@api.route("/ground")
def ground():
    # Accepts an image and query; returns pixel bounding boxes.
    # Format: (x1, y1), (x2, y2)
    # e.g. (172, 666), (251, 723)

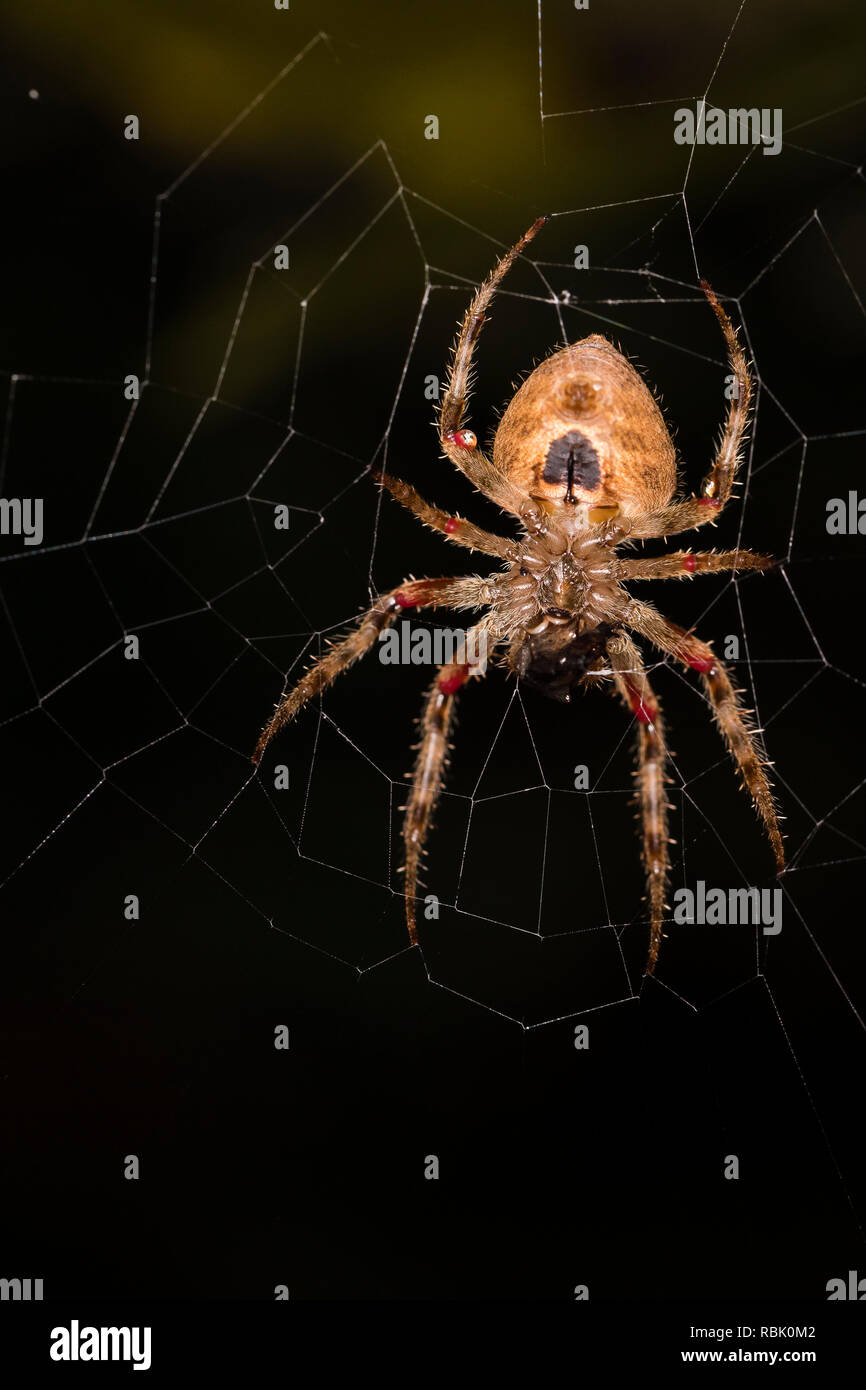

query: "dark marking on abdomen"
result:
(542, 430), (601, 497)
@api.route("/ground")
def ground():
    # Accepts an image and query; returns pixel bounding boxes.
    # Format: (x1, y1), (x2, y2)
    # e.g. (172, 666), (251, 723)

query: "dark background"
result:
(1, 0), (865, 1303)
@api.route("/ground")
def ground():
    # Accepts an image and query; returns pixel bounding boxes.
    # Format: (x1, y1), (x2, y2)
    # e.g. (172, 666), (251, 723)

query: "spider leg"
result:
(375, 470), (515, 560)
(438, 217), (549, 522)
(253, 576), (488, 763)
(623, 598), (785, 871)
(607, 631), (672, 974)
(402, 625), (489, 944)
(619, 548), (774, 581)
(629, 283), (753, 540)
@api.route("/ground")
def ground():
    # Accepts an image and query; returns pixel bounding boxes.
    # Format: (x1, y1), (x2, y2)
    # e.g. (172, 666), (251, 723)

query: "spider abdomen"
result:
(492, 335), (677, 519)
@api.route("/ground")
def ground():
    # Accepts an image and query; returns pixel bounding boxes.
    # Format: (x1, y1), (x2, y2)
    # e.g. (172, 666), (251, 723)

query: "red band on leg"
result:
(438, 664), (470, 694)
(687, 654), (715, 673)
(625, 680), (657, 726)
(394, 581), (440, 610)
(682, 554), (697, 572)
(677, 642), (715, 673)
(444, 430), (477, 450)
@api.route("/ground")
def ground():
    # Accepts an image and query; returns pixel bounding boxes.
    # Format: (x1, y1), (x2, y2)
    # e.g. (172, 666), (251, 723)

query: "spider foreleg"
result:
(438, 218), (549, 520)
(440, 216), (547, 441)
(607, 632), (672, 974)
(624, 599), (785, 871)
(628, 283), (753, 540)
(253, 577), (488, 764)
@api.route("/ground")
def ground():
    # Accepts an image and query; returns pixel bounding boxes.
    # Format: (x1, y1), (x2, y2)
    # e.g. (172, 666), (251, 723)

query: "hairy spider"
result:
(254, 217), (784, 973)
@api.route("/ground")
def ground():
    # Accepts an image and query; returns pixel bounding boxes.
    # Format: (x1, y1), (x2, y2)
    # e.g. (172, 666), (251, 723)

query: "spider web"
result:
(3, 3), (866, 1299)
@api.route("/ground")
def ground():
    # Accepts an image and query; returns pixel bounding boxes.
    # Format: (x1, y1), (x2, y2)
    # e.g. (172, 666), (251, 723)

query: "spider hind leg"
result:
(624, 599), (785, 873)
(607, 632), (673, 974)
(252, 575), (488, 765)
(402, 629), (488, 944)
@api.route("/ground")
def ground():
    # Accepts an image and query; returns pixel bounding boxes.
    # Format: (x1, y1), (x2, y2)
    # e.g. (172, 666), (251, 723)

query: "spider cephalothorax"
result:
(255, 218), (784, 973)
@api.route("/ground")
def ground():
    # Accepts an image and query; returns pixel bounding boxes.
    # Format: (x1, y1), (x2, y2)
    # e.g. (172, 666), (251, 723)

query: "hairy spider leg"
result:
(437, 217), (551, 524)
(619, 549), (774, 581)
(402, 625), (489, 944)
(252, 576), (488, 764)
(624, 598), (784, 871)
(629, 282), (753, 540)
(607, 632), (672, 974)
(374, 470), (514, 560)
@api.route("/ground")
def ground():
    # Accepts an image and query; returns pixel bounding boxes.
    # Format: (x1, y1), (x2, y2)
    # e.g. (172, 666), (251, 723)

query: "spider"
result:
(254, 217), (784, 973)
